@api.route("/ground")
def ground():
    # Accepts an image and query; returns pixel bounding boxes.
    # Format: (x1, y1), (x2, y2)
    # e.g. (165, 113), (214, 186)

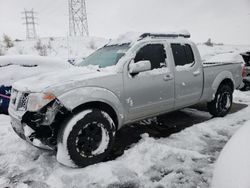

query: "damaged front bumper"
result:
(9, 100), (69, 150)
(11, 117), (54, 150)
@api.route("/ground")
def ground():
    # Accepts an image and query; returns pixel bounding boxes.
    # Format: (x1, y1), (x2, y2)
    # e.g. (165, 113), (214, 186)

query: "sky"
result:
(0, 0), (250, 45)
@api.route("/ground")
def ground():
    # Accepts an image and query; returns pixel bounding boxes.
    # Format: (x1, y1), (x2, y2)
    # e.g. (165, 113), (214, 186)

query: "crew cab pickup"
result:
(9, 31), (243, 167)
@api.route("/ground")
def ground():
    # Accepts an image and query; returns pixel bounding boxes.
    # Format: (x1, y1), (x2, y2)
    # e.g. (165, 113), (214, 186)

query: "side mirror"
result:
(129, 60), (151, 74)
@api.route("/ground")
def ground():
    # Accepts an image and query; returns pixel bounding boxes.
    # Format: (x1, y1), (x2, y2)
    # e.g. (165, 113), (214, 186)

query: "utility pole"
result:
(68, 0), (89, 37)
(22, 9), (38, 39)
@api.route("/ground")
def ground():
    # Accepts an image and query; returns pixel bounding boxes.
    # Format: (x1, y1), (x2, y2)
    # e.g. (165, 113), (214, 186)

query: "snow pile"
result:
(0, 91), (249, 187)
(0, 55), (72, 86)
(212, 117), (250, 188)
(0, 55), (70, 68)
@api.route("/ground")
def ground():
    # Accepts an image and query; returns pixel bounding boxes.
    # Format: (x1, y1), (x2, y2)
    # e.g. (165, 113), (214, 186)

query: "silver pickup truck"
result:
(8, 32), (243, 167)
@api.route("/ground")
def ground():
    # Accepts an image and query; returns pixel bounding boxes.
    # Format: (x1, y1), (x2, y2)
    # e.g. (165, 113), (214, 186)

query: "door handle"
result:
(193, 70), (201, 76)
(163, 74), (173, 81)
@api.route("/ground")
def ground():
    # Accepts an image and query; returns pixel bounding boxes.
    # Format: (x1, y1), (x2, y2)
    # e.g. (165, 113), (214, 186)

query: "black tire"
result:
(240, 81), (250, 91)
(57, 109), (116, 167)
(240, 85), (247, 91)
(207, 84), (233, 117)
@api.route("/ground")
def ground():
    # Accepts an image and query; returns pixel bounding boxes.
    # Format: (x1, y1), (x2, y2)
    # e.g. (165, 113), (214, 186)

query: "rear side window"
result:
(135, 44), (167, 70)
(171, 44), (195, 67)
(184, 44), (195, 64)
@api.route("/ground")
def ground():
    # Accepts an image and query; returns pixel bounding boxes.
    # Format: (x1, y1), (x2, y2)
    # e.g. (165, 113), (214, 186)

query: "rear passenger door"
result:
(171, 43), (203, 108)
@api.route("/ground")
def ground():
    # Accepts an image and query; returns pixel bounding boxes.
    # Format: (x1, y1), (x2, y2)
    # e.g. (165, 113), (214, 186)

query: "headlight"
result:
(27, 93), (56, 112)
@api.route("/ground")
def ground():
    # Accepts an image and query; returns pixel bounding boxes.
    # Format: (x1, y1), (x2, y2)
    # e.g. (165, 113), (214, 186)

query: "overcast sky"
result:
(0, 0), (250, 44)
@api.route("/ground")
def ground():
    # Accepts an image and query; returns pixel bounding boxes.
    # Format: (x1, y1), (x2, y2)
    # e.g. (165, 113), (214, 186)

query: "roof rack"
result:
(140, 32), (191, 39)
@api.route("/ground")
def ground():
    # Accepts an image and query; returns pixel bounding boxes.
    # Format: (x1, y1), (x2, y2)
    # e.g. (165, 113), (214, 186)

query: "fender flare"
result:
(57, 87), (125, 129)
(211, 70), (234, 99)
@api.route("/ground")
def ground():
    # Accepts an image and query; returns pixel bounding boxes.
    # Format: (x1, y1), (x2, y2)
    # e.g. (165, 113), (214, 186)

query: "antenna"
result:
(22, 9), (38, 39)
(68, 0), (89, 37)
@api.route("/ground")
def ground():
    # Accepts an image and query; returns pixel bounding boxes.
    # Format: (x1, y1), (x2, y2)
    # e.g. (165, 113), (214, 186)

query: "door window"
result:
(171, 44), (195, 68)
(135, 44), (167, 70)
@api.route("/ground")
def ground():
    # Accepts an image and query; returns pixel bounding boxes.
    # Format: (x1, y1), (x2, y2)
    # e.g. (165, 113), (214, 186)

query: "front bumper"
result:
(9, 104), (55, 150)
(10, 116), (53, 150)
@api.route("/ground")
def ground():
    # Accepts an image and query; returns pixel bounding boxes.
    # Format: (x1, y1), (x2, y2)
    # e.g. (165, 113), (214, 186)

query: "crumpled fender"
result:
(56, 87), (125, 128)
(211, 70), (234, 100)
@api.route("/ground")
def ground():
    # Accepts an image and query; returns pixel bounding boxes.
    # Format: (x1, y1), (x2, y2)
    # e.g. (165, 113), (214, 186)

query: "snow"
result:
(212, 118), (250, 188)
(2, 37), (108, 60)
(0, 90), (250, 187)
(0, 55), (72, 86)
(108, 30), (191, 46)
(204, 52), (244, 64)
(101, 111), (116, 135)
(0, 36), (250, 187)
(91, 126), (110, 156)
(12, 65), (117, 93)
(57, 109), (93, 167)
(176, 62), (194, 71)
(197, 44), (250, 62)
(0, 55), (70, 67)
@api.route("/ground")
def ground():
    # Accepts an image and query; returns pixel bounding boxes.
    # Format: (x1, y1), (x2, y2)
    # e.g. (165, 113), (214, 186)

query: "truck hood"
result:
(13, 66), (117, 94)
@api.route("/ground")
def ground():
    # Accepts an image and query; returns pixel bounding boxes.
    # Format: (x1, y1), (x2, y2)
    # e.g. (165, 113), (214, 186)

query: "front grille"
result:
(17, 93), (29, 111)
(11, 89), (29, 111)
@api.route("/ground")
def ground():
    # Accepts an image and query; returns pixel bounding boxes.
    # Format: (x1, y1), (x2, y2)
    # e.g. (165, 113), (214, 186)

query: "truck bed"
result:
(201, 62), (243, 101)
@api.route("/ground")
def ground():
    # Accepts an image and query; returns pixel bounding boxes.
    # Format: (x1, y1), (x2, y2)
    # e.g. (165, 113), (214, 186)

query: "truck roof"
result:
(107, 30), (191, 46)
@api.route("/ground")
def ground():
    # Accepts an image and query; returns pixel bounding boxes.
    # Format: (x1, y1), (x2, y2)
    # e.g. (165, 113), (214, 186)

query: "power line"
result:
(22, 9), (38, 39)
(68, 0), (89, 37)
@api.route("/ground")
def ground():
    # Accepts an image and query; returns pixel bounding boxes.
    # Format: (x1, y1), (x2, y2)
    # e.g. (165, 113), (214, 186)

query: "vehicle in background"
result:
(240, 51), (250, 91)
(0, 55), (72, 114)
(9, 31), (243, 167)
(0, 86), (11, 114)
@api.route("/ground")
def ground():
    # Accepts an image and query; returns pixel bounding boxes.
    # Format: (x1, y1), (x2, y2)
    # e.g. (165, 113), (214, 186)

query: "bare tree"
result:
(34, 39), (47, 56)
(3, 34), (14, 48)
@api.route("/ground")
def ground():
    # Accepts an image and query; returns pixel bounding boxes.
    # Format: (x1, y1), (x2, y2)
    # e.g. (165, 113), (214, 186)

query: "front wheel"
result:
(56, 109), (116, 167)
(207, 85), (233, 117)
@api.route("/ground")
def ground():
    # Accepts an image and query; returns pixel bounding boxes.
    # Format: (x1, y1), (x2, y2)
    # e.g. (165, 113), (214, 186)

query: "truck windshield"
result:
(79, 44), (130, 68)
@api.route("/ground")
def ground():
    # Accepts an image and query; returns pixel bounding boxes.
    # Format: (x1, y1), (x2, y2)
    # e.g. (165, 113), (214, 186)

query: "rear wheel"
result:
(207, 85), (233, 117)
(57, 109), (116, 167)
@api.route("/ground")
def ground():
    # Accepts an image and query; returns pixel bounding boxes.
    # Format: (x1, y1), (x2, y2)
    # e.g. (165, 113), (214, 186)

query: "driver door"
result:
(124, 43), (175, 120)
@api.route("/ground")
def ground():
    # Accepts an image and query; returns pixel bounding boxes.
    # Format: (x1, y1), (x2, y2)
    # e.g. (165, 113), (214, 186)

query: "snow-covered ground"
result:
(212, 118), (250, 188)
(0, 36), (108, 60)
(0, 90), (249, 188)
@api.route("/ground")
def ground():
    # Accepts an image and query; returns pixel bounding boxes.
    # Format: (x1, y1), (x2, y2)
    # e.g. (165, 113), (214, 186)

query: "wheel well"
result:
(72, 101), (119, 129)
(219, 79), (234, 91)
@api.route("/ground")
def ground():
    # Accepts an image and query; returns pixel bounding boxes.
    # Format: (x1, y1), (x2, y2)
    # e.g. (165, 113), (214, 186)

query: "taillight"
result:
(242, 64), (246, 78)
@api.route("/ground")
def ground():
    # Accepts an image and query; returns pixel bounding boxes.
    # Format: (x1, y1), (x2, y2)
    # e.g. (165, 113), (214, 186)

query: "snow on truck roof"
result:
(107, 30), (191, 46)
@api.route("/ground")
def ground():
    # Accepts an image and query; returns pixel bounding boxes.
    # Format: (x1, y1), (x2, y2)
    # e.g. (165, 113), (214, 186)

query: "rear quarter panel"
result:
(202, 63), (242, 102)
